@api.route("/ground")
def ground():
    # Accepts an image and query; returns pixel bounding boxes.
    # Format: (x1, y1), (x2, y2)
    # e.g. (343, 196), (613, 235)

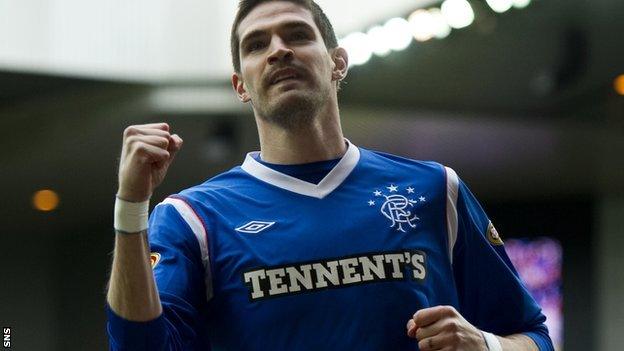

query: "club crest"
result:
(367, 184), (426, 233)
(150, 252), (161, 268)
(487, 221), (504, 245)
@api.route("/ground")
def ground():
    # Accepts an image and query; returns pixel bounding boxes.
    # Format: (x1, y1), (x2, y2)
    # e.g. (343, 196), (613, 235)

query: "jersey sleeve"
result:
(446, 169), (554, 351)
(107, 197), (211, 350)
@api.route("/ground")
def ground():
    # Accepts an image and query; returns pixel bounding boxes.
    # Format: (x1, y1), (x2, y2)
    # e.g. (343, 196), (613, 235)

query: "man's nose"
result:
(267, 37), (294, 65)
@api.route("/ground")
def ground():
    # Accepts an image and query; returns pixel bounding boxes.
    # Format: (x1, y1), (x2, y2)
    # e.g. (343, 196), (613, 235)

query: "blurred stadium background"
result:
(1, 0), (623, 349)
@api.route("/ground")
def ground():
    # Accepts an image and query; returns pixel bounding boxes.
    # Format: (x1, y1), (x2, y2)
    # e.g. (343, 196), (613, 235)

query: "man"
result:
(106, 0), (554, 350)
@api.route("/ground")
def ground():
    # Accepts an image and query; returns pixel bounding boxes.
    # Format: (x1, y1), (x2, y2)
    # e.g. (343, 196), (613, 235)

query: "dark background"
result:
(1, 0), (623, 349)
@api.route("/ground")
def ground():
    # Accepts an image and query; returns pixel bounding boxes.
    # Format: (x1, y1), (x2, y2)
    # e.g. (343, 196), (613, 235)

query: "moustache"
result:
(263, 64), (308, 87)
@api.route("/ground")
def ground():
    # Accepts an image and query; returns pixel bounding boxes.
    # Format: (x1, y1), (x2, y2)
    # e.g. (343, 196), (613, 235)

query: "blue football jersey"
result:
(107, 141), (553, 350)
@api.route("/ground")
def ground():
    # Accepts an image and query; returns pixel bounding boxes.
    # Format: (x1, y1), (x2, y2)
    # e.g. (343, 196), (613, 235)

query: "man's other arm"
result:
(407, 305), (541, 350)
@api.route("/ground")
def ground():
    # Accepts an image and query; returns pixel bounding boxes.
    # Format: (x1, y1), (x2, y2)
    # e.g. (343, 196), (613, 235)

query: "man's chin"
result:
(268, 88), (312, 108)
(261, 93), (319, 129)
(271, 83), (307, 95)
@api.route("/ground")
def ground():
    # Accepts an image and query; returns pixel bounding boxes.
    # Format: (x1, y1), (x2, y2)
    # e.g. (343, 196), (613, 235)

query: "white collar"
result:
(240, 140), (360, 199)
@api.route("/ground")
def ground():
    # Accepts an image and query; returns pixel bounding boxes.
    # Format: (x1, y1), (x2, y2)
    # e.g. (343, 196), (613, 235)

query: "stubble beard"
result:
(254, 84), (328, 130)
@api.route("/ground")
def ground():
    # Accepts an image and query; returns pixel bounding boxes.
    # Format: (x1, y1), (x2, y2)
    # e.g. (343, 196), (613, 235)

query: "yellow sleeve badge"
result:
(150, 252), (161, 268)
(487, 221), (504, 246)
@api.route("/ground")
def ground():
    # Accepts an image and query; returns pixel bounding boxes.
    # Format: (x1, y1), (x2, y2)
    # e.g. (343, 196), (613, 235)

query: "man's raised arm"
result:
(106, 123), (182, 321)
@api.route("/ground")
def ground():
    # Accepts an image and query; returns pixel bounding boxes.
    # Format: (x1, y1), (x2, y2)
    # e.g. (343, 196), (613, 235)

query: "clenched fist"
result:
(117, 123), (183, 202)
(406, 305), (487, 351)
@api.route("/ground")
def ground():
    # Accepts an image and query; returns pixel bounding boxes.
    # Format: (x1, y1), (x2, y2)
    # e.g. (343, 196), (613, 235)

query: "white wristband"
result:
(114, 196), (149, 233)
(482, 331), (502, 351)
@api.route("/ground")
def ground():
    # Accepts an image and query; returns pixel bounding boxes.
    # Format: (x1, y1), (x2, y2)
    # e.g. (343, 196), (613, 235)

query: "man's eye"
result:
(247, 42), (265, 52)
(290, 31), (309, 41)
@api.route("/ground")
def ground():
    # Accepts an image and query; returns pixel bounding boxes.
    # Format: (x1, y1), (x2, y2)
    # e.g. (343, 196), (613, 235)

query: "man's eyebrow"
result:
(280, 21), (315, 33)
(240, 30), (266, 48)
(240, 21), (315, 47)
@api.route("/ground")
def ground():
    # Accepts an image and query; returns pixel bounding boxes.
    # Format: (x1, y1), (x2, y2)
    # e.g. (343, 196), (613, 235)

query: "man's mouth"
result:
(269, 68), (302, 85)
(273, 75), (298, 84)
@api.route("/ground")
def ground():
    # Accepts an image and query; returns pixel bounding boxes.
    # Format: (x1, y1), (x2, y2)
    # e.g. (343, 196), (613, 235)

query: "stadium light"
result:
(408, 10), (435, 42)
(366, 26), (392, 57)
(383, 17), (413, 51)
(408, 8), (452, 42)
(512, 0), (532, 8)
(33, 189), (60, 212)
(614, 74), (624, 96)
(428, 8), (452, 39)
(340, 32), (373, 66)
(440, 0), (475, 29)
(486, 0), (513, 13)
(340, 0), (532, 68)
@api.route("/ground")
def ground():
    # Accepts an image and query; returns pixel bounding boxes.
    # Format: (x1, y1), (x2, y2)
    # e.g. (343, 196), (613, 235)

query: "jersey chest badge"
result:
(367, 184), (427, 233)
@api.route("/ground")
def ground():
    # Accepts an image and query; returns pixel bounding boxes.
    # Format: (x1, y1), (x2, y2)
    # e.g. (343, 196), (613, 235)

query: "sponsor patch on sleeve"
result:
(487, 221), (504, 246)
(150, 252), (161, 268)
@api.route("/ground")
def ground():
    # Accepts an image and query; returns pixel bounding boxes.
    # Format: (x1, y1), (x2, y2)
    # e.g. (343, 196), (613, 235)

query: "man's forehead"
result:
(238, 1), (317, 38)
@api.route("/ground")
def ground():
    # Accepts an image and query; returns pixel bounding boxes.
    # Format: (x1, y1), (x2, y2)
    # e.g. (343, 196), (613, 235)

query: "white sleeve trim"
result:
(159, 197), (213, 301)
(445, 166), (459, 264)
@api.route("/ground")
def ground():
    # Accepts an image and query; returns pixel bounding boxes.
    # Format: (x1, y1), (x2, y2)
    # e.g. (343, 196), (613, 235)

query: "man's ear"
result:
(232, 72), (251, 103)
(331, 47), (349, 82)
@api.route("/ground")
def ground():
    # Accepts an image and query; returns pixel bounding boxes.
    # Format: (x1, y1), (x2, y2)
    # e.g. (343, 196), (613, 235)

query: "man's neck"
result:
(256, 108), (346, 165)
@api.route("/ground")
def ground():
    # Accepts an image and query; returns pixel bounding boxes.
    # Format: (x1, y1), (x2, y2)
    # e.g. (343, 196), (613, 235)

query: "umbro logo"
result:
(235, 221), (276, 234)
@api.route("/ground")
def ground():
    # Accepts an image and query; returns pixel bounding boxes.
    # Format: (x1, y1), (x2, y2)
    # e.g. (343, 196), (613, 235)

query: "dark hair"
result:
(230, 0), (339, 72)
